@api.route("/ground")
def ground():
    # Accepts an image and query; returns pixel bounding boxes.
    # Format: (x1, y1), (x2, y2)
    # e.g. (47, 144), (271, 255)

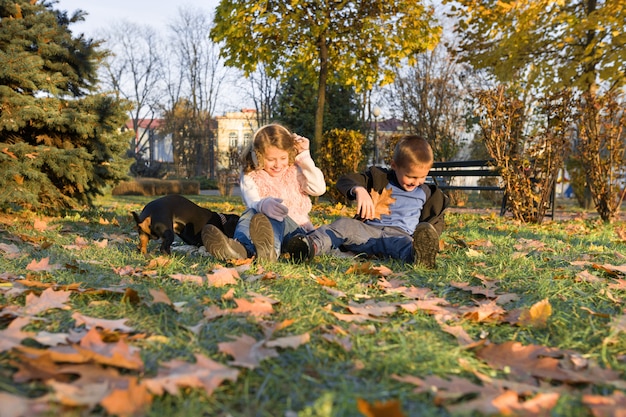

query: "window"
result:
(229, 132), (238, 147)
(243, 132), (252, 147)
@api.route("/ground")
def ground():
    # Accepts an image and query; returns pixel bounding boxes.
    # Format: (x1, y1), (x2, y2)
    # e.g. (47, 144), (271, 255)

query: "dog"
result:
(131, 194), (239, 255)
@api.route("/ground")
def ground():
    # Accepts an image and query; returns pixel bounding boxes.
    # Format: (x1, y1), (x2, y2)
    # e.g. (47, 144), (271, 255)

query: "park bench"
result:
(427, 159), (556, 218)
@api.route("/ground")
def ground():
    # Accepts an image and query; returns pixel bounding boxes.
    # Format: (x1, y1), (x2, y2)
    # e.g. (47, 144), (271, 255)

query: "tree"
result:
(99, 22), (165, 172)
(387, 44), (469, 162)
(243, 63), (281, 127)
(447, 0), (626, 94)
(273, 71), (362, 141)
(166, 6), (230, 178)
(0, 0), (132, 213)
(448, 0), (626, 217)
(211, 0), (441, 154)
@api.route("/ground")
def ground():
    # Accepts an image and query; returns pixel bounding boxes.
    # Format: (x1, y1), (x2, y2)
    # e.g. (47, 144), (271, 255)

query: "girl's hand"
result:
(294, 134), (309, 153)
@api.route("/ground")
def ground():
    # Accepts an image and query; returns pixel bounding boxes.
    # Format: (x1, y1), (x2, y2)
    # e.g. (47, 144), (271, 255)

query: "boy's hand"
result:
(353, 186), (375, 220)
(294, 134), (309, 153)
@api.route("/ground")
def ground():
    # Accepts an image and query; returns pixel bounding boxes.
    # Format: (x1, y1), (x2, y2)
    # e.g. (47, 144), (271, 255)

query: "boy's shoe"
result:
(250, 213), (276, 262)
(412, 222), (439, 269)
(285, 234), (315, 264)
(202, 224), (247, 260)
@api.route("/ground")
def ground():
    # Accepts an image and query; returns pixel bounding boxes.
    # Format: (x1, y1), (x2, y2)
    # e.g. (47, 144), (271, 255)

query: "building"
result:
(125, 119), (173, 163)
(214, 109), (258, 172)
(126, 109), (258, 177)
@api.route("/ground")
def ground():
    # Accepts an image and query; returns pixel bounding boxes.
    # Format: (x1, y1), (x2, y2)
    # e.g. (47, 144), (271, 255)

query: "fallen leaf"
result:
(206, 267), (239, 287)
(143, 353), (239, 396)
(218, 334), (279, 369)
(26, 257), (63, 272)
(517, 298), (552, 328)
(100, 377), (153, 417)
(23, 287), (72, 315)
(357, 398), (405, 417)
(265, 333), (310, 349)
(0, 317), (34, 353)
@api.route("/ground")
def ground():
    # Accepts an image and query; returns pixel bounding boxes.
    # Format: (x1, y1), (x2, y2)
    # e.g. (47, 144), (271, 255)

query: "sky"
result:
(55, 0), (220, 37)
(54, 0), (249, 113)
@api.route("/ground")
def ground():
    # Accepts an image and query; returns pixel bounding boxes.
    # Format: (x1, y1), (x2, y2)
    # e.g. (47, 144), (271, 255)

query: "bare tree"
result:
(387, 45), (469, 161)
(167, 7), (230, 178)
(99, 21), (165, 168)
(244, 63), (280, 127)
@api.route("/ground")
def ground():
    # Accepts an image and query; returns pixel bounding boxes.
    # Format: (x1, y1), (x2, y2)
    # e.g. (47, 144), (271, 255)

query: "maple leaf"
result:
(206, 267), (240, 287)
(148, 289), (172, 305)
(265, 333), (310, 349)
(169, 273), (205, 285)
(170, 274), (205, 285)
(347, 262), (394, 277)
(0, 242), (21, 259)
(517, 298), (552, 328)
(46, 379), (109, 407)
(100, 377), (153, 417)
(72, 312), (135, 333)
(0, 392), (50, 417)
(0, 317), (34, 353)
(370, 188), (396, 219)
(25, 257), (63, 272)
(583, 391), (626, 417)
(218, 334), (279, 369)
(144, 353), (239, 396)
(231, 297), (275, 317)
(22, 287), (72, 316)
(347, 300), (397, 317)
(356, 398), (406, 417)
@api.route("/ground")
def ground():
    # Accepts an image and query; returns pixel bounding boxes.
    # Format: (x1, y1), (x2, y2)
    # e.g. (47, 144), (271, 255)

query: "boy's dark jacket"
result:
(336, 166), (449, 236)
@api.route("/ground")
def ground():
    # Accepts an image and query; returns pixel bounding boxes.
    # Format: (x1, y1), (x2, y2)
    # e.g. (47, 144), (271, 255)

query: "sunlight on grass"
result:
(0, 195), (625, 416)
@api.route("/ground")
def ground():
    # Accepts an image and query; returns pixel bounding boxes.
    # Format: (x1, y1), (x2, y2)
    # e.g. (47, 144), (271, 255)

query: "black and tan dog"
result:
(131, 194), (239, 255)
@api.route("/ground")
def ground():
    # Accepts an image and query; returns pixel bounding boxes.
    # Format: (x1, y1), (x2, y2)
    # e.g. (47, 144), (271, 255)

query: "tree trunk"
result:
(313, 37), (329, 158)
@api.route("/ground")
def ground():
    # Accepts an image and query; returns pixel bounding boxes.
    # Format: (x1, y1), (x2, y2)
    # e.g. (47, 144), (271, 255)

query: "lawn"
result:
(1, 194), (625, 417)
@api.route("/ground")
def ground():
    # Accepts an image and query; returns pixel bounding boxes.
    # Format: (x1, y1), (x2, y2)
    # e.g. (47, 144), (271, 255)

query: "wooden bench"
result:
(427, 159), (556, 218)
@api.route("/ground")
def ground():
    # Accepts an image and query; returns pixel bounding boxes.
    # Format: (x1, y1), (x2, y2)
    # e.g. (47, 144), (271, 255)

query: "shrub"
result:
(317, 129), (366, 203)
(111, 179), (200, 196)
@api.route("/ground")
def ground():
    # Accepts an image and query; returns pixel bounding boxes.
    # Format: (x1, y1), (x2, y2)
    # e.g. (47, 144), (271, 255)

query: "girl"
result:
(202, 123), (326, 261)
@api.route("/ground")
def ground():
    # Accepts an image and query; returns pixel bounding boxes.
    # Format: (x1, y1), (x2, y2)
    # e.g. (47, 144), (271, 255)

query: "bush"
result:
(317, 129), (366, 203)
(111, 179), (200, 196)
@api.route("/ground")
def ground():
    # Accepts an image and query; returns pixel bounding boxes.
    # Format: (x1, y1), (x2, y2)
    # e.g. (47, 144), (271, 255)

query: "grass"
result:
(1, 193), (625, 416)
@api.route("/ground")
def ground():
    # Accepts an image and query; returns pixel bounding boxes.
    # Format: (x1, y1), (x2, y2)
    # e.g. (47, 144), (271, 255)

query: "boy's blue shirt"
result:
(364, 172), (427, 234)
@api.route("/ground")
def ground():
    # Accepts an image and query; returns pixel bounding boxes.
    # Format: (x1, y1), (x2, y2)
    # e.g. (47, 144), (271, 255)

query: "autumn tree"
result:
(0, 0), (132, 213)
(448, 0), (626, 217)
(447, 0), (626, 94)
(210, 0), (441, 155)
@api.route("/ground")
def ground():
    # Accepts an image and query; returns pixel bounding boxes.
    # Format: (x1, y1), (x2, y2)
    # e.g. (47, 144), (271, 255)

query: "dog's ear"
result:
(131, 211), (141, 224)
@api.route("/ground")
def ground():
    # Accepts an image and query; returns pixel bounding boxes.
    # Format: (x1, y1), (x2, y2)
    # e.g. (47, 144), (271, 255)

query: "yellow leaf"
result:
(518, 298), (552, 328)
(370, 188), (396, 219)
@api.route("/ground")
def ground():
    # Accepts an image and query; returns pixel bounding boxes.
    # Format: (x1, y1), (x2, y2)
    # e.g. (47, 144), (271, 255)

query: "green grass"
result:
(1, 194), (625, 416)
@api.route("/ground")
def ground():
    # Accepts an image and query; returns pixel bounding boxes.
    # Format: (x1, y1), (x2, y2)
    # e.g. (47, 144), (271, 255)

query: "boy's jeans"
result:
(234, 208), (306, 258)
(307, 217), (414, 263)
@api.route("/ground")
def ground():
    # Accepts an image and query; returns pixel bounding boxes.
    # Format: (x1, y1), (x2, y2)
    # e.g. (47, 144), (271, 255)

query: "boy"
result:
(285, 135), (448, 268)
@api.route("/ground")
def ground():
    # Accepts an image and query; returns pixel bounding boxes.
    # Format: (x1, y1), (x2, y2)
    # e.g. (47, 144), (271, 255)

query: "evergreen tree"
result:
(0, 0), (132, 213)
(274, 73), (362, 145)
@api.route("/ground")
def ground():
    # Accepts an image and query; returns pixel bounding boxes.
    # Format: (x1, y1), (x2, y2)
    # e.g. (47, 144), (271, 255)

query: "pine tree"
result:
(0, 0), (132, 213)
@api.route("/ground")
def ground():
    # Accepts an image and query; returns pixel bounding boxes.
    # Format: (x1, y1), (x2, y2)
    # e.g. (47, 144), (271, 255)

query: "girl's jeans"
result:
(233, 208), (307, 258)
